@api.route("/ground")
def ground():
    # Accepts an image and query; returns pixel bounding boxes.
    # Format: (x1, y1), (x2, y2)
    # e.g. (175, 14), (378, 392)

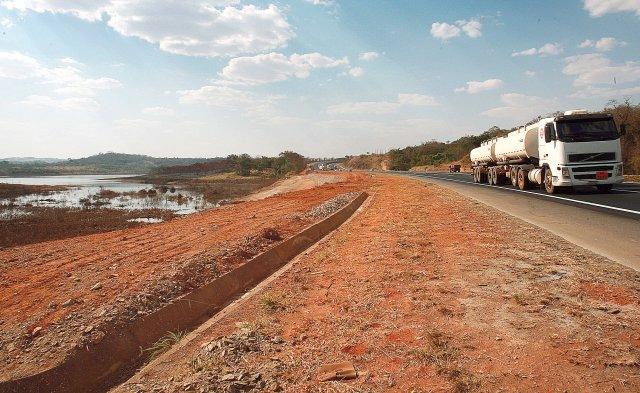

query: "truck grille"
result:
(571, 165), (614, 173)
(568, 152), (615, 163)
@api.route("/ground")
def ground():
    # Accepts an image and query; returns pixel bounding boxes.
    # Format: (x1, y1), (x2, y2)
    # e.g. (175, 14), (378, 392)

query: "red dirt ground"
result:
(116, 174), (640, 392)
(0, 172), (371, 381)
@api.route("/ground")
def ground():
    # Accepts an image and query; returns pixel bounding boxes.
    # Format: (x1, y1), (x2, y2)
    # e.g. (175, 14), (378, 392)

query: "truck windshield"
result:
(556, 118), (619, 142)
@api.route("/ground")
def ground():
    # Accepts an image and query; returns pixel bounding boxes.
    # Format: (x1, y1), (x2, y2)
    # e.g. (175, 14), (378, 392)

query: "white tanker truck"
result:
(470, 110), (626, 194)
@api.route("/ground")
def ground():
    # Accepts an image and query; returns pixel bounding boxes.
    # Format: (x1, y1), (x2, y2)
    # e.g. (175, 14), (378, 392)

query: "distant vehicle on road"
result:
(470, 110), (625, 194)
(449, 164), (461, 173)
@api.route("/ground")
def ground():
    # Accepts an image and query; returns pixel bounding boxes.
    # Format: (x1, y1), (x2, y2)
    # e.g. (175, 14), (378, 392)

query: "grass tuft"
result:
(143, 330), (185, 363)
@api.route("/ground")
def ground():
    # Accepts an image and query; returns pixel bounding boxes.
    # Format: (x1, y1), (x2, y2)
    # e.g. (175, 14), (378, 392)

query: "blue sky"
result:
(0, 0), (639, 158)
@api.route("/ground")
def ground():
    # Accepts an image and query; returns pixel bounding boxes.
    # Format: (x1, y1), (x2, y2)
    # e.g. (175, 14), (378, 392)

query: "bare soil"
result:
(0, 172), (369, 382)
(116, 174), (640, 392)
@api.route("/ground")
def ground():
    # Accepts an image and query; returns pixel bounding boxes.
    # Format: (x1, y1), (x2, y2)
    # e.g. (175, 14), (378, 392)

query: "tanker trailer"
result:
(470, 110), (625, 194)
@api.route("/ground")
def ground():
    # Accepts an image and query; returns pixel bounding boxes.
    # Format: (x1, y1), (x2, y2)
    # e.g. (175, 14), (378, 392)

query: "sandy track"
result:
(117, 174), (640, 392)
(0, 172), (370, 380)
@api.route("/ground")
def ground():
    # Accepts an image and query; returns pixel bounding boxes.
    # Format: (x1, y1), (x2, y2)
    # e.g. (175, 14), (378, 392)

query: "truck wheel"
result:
(544, 168), (556, 194)
(510, 168), (518, 187)
(488, 168), (495, 185)
(517, 169), (528, 190)
(596, 184), (613, 193)
(473, 168), (479, 183)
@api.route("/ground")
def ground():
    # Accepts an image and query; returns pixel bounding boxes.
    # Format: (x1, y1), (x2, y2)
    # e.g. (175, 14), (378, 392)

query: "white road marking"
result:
(412, 173), (640, 216)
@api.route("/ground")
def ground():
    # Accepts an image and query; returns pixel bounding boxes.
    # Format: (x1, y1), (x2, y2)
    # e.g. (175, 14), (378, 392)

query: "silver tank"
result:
(470, 140), (495, 164)
(494, 124), (539, 162)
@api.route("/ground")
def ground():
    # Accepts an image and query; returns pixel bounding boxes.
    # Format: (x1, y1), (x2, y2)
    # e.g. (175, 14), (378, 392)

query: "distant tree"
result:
(274, 151), (306, 175)
(235, 154), (252, 176)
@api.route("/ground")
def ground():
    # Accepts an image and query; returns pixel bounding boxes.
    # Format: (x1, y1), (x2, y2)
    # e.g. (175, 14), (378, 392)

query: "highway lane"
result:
(407, 172), (640, 219)
(399, 171), (640, 269)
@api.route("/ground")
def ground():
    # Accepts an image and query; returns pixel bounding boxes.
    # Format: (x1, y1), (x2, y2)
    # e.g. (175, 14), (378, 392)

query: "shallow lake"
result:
(0, 174), (216, 218)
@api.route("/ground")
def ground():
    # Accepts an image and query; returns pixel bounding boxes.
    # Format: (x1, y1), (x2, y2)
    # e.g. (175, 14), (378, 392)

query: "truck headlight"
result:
(616, 163), (623, 176)
(561, 167), (570, 178)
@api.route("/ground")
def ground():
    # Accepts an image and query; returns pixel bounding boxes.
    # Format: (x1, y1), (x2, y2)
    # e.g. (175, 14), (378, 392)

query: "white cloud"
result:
(583, 0), (640, 17)
(454, 78), (503, 94)
(579, 39), (594, 48)
(178, 85), (254, 109)
(457, 19), (482, 38)
(304, 0), (335, 5)
(142, 106), (175, 116)
(218, 52), (348, 85)
(0, 51), (41, 78)
(1, 16), (14, 28)
(430, 22), (460, 40)
(18, 95), (99, 111)
(59, 57), (84, 67)
(327, 93), (438, 115)
(512, 42), (562, 57)
(1, 1), (294, 58)
(178, 84), (283, 121)
(563, 53), (640, 86)
(1, 0), (111, 21)
(327, 101), (399, 115)
(569, 85), (640, 98)
(524, 70), (536, 77)
(348, 66), (364, 77)
(0, 51), (120, 110)
(430, 18), (482, 40)
(595, 37), (627, 51)
(397, 93), (439, 106)
(578, 37), (627, 51)
(482, 93), (556, 119)
(358, 51), (379, 61)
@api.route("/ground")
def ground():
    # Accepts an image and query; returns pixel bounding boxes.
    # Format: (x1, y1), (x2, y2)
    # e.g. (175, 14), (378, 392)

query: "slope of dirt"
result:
(116, 174), (640, 392)
(0, 172), (371, 381)
(243, 173), (342, 201)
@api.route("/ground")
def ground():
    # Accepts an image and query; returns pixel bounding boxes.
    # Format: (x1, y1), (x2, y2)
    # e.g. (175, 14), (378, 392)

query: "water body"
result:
(0, 174), (215, 217)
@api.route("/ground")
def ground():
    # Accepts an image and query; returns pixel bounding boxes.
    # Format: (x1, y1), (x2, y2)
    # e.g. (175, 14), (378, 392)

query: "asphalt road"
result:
(408, 172), (640, 219)
(401, 171), (640, 269)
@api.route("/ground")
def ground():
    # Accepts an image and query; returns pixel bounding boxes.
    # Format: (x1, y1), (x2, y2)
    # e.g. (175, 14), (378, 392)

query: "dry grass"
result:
(143, 330), (185, 363)
(259, 294), (284, 312)
(0, 183), (67, 199)
(413, 330), (479, 392)
(0, 206), (175, 248)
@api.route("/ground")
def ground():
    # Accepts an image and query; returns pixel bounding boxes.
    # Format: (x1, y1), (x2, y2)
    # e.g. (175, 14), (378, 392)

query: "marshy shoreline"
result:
(0, 172), (278, 249)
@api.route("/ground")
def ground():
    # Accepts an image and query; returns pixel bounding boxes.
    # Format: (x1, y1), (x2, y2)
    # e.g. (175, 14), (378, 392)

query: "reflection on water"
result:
(0, 174), (216, 216)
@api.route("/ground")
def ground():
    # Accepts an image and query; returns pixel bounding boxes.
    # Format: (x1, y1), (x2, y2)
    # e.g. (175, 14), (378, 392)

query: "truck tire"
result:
(596, 184), (613, 193)
(544, 168), (556, 194)
(473, 168), (479, 183)
(510, 168), (518, 187)
(517, 169), (528, 190)
(488, 168), (495, 185)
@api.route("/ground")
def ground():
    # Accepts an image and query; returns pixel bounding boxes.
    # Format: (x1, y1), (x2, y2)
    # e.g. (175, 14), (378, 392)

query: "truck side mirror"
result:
(620, 124), (627, 136)
(544, 124), (553, 143)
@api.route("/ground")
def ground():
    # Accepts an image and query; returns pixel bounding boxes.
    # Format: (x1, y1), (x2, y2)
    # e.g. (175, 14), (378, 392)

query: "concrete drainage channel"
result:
(1, 192), (369, 393)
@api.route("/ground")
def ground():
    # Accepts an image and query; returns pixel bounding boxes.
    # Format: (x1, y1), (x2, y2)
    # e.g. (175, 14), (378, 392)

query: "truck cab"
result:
(538, 111), (624, 193)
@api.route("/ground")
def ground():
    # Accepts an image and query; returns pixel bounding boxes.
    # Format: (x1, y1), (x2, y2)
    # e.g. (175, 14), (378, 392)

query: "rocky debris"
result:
(304, 192), (358, 219)
(172, 324), (285, 392)
(61, 299), (74, 307)
(91, 283), (102, 291)
(30, 326), (43, 338)
(317, 361), (358, 382)
(260, 228), (282, 241)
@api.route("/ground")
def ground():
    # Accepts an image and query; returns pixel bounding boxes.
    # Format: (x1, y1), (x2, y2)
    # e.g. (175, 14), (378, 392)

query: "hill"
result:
(1, 157), (65, 164)
(0, 153), (213, 176)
